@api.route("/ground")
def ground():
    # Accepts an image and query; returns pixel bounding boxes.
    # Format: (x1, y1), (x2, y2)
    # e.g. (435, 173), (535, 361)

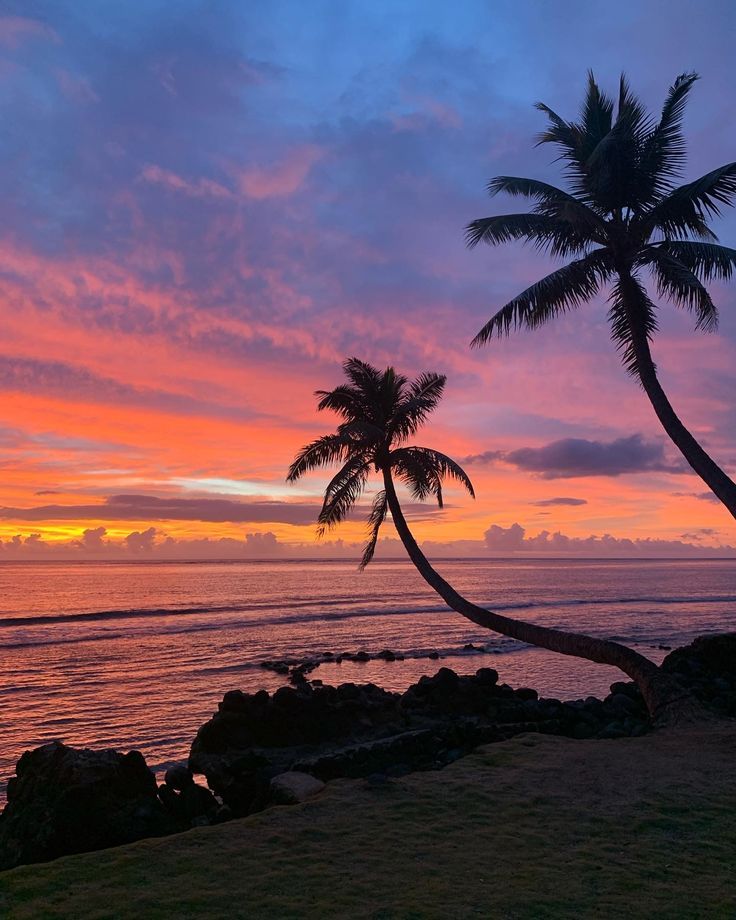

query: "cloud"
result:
(680, 528), (720, 541)
(465, 436), (687, 479)
(483, 523), (734, 557)
(0, 492), (442, 527)
(238, 145), (323, 199)
(125, 526), (157, 553)
(0, 16), (59, 48)
(139, 165), (232, 200)
(0, 354), (265, 423)
(0, 494), (322, 525)
(673, 491), (721, 504)
(531, 497), (588, 507)
(2, 521), (732, 561)
(74, 526), (107, 551)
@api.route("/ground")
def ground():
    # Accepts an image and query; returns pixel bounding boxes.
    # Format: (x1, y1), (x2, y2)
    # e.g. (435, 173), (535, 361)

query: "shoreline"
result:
(2, 633), (734, 874)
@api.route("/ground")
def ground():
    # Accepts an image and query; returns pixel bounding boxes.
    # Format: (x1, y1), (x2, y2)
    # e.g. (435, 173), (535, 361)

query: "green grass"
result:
(1, 728), (734, 919)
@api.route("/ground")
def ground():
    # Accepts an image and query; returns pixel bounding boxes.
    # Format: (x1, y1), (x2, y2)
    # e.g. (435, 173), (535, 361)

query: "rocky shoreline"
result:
(0, 633), (734, 872)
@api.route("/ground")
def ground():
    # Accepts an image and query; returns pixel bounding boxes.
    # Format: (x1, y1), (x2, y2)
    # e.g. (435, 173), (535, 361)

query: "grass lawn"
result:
(1, 725), (734, 919)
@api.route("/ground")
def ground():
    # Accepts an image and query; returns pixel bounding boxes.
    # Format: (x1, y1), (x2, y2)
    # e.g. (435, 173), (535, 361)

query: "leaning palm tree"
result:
(287, 357), (691, 723)
(466, 72), (736, 518)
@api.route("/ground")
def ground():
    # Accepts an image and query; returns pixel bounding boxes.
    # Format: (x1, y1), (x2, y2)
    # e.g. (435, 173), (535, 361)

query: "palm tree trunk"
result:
(619, 274), (736, 520)
(382, 468), (693, 724)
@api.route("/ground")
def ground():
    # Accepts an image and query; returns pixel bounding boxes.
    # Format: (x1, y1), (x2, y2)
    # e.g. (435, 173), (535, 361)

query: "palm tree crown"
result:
(466, 71), (736, 371)
(287, 358), (474, 568)
(466, 72), (736, 519)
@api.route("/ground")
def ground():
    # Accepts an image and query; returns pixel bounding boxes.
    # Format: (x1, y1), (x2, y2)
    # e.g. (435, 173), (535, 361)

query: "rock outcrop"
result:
(189, 665), (652, 816)
(0, 742), (180, 871)
(270, 771), (325, 805)
(661, 633), (736, 715)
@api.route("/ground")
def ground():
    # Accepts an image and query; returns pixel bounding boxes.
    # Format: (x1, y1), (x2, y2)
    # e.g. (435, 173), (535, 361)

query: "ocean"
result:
(1, 557), (734, 790)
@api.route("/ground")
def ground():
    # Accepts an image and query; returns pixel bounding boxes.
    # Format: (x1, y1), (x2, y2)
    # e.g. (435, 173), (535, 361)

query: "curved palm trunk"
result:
(618, 274), (736, 520)
(382, 469), (692, 724)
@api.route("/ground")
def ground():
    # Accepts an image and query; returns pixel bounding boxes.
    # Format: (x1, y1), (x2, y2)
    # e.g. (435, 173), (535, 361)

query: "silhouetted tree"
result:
(288, 358), (691, 722)
(467, 72), (736, 518)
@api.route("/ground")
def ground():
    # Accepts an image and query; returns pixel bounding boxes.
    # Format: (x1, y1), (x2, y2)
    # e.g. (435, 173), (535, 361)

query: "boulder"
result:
(159, 762), (219, 826)
(270, 772), (325, 805)
(662, 633), (736, 680)
(661, 633), (736, 715)
(0, 742), (180, 871)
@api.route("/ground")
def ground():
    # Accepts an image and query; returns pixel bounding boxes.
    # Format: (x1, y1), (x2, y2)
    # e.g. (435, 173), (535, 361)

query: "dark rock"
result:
(427, 651), (440, 660)
(365, 773), (390, 786)
(377, 649), (397, 662)
(571, 721), (595, 740)
(605, 693), (639, 716)
(475, 667), (499, 686)
(0, 742), (180, 871)
(661, 633), (736, 715)
(270, 771), (325, 804)
(515, 687), (538, 702)
(662, 634), (736, 680)
(164, 764), (192, 791)
(385, 763), (411, 778)
(159, 764), (219, 826)
(598, 722), (627, 740)
(609, 681), (641, 701)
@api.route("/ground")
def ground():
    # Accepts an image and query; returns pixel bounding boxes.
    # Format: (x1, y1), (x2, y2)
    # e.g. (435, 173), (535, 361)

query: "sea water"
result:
(1, 557), (734, 789)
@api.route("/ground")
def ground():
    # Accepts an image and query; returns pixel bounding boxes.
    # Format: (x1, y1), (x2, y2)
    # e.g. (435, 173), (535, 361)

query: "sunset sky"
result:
(1, 0), (736, 558)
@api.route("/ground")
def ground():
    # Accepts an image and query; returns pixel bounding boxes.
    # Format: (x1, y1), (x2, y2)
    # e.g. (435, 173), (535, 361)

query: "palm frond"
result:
(465, 212), (593, 257)
(534, 102), (581, 157)
(359, 490), (388, 570)
(471, 248), (611, 345)
(583, 74), (652, 213)
(317, 457), (369, 534)
(336, 419), (385, 446)
(378, 366), (408, 420)
(642, 162), (736, 237)
(287, 434), (355, 482)
(486, 176), (606, 239)
(315, 384), (364, 421)
(655, 241), (736, 281)
(342, 357), (383, 394)
(638, 72), (698, 202)
(643, 248), (718, 331)
(391, 446), (475, 506)
(579, 71), (614, 159)
(389, 372), (447, 442)
(607, 273), (659, 377)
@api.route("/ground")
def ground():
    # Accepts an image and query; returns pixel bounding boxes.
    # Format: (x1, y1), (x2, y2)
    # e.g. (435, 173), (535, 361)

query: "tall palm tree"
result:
(466, 72), (736, 518)
(287, 357), (691, 723)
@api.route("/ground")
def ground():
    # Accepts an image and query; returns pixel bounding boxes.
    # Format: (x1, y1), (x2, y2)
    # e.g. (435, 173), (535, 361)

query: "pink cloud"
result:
(238, 145), (323, 199)
(55, 69), (99, 104)
(139, 165), (233, 199)
(0, 16), (59, 48)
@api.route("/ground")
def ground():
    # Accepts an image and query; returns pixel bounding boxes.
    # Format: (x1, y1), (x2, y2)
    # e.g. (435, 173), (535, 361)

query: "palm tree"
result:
(466, 72), (736, 518)
(287, 357), (691, 723)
